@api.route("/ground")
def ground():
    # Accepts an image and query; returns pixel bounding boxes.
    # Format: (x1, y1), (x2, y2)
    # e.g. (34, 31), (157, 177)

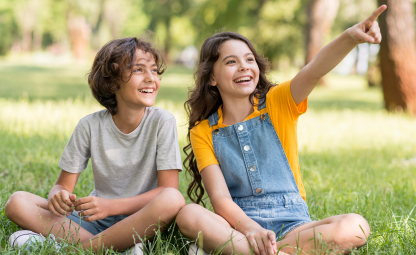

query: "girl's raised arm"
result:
(290, 5), (387, 105)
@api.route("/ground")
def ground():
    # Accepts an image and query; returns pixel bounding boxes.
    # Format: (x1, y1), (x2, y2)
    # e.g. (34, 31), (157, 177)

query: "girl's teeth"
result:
(235, 77), (251, 83)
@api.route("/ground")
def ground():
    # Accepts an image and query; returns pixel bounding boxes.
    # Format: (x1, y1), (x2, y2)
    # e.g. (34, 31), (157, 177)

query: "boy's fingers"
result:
(74, 196), (90, 207)
(52, 200), (66, 215)
(69, 194), (77, 203)
(365, 5), (387, 25)
(49, 203), (62, 217)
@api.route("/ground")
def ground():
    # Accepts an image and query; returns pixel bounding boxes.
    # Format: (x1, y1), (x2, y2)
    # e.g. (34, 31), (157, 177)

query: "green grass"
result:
(0, 62), (416, 254)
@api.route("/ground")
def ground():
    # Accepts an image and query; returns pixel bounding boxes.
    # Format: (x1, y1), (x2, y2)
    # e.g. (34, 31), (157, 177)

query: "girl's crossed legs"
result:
(5, 188), (185, 252)
(177, 204), (370, 255)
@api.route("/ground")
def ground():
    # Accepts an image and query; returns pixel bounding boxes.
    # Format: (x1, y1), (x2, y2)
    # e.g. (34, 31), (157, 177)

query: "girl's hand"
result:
(347, 5), (387, 44)
(48, 190), (76, 217)
(245, 225), (277, 255)
(74, 196), (112, 222)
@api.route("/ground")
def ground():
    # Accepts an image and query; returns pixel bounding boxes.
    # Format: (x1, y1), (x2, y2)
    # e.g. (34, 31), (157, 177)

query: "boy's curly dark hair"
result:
(88, 37), (166, 115)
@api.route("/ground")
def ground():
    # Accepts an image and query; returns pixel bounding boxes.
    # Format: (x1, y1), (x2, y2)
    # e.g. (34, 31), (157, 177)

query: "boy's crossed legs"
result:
(5, 188), (185, 252)
(177, 204), (370, 255)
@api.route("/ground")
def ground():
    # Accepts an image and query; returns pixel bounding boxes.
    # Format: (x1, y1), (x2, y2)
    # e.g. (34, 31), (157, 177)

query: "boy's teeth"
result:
(139, 89), (154, 93)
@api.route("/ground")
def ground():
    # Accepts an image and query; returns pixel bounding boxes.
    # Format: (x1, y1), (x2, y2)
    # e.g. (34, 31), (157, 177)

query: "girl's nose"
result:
(240, 64), (249, 72)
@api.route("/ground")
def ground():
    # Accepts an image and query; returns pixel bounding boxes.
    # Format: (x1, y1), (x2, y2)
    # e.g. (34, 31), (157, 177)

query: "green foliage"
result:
(0, 5), (18, 55)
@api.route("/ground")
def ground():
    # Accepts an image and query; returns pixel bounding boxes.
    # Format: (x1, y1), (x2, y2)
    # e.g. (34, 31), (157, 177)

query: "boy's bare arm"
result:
(291, 5), (387, 105)
(48, 170), (80, 216)
(73, 169), (179, 221)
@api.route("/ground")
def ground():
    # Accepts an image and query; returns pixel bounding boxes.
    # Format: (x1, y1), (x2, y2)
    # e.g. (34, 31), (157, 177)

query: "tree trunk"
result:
(67, 16), (91, 60)
(305, 0), (340, 86)
(378, 0), (416, 115)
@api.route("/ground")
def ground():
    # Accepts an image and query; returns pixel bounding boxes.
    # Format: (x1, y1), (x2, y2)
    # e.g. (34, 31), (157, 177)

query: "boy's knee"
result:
(157, 188), (186, 211)
(5, 191), (27, 220)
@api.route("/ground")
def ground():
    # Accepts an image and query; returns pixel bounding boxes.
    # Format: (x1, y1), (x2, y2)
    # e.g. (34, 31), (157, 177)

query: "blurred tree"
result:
(304, 0), (340, 85)
(13, 0), (41, 52)
(191, 0), (305, 68)
(0, 2), (18, 55)
(378, 0), (416, 115)
(142, 0), (191, 60)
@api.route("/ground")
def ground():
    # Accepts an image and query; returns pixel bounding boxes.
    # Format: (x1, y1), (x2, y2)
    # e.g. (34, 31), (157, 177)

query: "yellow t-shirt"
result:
(190, 80), (308, 200)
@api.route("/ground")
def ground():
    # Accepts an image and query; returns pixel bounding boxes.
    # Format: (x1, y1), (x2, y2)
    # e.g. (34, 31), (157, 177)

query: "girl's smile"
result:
(211, 40), (260, 101)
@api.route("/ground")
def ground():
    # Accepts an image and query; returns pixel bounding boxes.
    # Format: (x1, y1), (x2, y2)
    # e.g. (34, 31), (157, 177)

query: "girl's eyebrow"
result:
(222, 53), (253, 62)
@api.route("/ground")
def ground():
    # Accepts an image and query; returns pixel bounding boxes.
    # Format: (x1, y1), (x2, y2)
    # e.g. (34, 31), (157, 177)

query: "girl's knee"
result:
(334, 213), (370, 247)
(176, 204), (204, 232)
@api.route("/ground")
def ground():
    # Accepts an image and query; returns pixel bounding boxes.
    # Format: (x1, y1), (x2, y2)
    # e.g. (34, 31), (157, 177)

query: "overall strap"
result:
(258, 97), (266, 110)
(208, 111), (220, 127)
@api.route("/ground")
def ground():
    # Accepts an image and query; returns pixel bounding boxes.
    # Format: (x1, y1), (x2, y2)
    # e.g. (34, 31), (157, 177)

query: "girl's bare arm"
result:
(201, 164), (277, 255)
(290, 5), (387, 105)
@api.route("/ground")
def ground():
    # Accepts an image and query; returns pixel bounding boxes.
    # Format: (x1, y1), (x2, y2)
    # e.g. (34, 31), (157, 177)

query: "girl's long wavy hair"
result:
(184, 32), (276, 205)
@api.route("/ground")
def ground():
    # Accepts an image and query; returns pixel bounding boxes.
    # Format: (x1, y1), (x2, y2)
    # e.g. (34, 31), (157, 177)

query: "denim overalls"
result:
(208, 99), (311, 238)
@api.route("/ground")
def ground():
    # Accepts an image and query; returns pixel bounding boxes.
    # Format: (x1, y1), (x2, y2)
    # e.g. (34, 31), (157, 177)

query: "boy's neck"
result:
(221, 98), (254, 126)
(112, 105), (146, 134)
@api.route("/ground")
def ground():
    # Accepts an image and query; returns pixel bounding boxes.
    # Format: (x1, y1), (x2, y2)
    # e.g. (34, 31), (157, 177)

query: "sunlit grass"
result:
(0, 63), (416, 253)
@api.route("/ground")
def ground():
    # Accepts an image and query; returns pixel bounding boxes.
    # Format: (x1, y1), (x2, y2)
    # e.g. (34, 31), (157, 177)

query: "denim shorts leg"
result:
(233, 193), (312, 239)
(66, 211), (129, 236)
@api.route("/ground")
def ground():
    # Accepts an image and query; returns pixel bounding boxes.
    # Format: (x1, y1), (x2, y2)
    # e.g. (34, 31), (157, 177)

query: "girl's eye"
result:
(134, 68), (142, 72)
(152, 69), (158, 73)
(226, 60), (236, 64)
(247, 58), (255, 62)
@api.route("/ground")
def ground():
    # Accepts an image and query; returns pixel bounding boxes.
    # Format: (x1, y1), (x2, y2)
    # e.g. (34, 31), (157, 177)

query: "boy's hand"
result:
(48, 190), (77, 217)
(245, 225), (277, 255)
(74, 196), (112, 222)
(347, 5), (387, 44)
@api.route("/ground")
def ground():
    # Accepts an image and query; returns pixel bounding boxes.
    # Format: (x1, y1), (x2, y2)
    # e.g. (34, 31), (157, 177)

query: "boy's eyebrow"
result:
(222, 53), (253, 62)
(133, 63), (158, 67)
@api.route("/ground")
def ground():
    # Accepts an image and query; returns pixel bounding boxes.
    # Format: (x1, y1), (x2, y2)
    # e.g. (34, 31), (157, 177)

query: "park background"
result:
(0, 0), (415, 254)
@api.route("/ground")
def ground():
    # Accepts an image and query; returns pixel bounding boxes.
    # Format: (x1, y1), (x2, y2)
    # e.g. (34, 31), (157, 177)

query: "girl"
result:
(5, 37), (185, 253)
(177, 6), (386, 255)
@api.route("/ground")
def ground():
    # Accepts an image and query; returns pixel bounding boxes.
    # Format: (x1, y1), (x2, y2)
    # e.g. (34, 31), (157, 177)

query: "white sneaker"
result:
(188, 243), (209, 255)
(8, 230), (57, 249)
(124, 243), (144, 255)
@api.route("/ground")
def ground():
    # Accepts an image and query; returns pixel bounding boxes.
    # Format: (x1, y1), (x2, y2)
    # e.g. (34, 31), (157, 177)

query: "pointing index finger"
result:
(366, 5), (387, 24)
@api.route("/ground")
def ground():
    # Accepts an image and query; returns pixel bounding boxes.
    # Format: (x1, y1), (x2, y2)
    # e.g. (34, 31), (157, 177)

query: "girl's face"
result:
(211, 39), (260, 101)
(116, 49), (160, 110)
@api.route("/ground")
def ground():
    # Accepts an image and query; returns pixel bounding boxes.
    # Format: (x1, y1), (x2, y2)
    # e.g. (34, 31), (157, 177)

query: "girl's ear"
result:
(210, 76), (217, 86)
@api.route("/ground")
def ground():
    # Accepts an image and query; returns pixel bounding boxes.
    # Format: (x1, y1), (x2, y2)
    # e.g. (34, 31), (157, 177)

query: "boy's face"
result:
(116, 49), (160, 110)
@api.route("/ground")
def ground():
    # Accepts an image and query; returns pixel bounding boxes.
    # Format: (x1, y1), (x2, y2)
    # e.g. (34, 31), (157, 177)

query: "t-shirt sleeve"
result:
(156, 117), (183, 171)
(267, 80), (308, 118)
(58, 120), (91, 173)
(190, 123), (219, 172)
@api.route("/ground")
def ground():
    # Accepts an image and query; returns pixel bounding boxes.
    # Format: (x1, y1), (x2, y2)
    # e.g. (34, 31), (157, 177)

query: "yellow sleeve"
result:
(267, 80), (307, 119)
(190, 120), (219, 172)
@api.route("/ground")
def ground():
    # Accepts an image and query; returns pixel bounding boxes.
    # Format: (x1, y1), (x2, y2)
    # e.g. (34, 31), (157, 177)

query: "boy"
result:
(5, 37), (185, 253)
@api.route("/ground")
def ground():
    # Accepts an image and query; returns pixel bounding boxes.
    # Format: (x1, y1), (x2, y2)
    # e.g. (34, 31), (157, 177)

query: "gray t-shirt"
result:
(58, 107), (182, 199)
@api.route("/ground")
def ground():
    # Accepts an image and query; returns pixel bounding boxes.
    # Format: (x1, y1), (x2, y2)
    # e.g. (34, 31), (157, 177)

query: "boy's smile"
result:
(116, 49), (160, 110)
